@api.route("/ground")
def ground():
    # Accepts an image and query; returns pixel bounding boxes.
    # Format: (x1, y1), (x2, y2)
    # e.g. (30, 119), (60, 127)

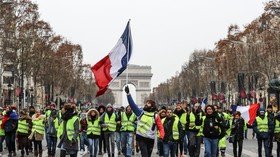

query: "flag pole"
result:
(126, 19), (131, 86)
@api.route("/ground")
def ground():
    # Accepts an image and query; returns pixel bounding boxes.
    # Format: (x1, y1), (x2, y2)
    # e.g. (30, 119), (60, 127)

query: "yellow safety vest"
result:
(188, 112), (201, 130)
(32, 119), (45, 135)
(137, 112), (154, 135)
(17, 119), (29, 134)
(0, 121), (5, 136)
(57, 116), (79, 140)
(121, 112), (136, 132)
(275, 119), (280, 133)
(102, 113), (116, 132)
(179, 113), (187, 130)
(66, 116), (79, 141)
(162, 117), (180, 140)
(256, 116), (268, 132)
(87, 117), (101, 135)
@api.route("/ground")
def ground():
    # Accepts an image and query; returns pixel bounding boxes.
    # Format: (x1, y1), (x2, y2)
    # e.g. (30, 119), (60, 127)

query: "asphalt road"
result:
(1, 129), (278, 157)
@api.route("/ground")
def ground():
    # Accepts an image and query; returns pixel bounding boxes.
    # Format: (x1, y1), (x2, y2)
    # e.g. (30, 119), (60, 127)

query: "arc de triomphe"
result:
(109, 64), (153, 107)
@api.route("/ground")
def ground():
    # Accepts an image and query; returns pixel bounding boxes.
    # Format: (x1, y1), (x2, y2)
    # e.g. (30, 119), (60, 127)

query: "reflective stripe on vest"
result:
(275, 119), (280, 133)
(103, 113), (116, 132)
(256, 116), (268, 132)
(0, 121), (5, 136)
(87, 117), (101, 135)
(32, 119), (44, 135)
(17, 120), (29, 134)
(66, 116), (79, 141)
(137, 112), (154, 135)
(162, 117), (180, 140)
(121, 112), (136, 132)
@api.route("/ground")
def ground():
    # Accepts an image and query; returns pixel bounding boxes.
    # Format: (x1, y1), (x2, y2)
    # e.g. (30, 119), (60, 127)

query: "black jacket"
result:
(196, 112), (225, 139)
(230, 118), (245, 140)
(162, 116), (184, 142)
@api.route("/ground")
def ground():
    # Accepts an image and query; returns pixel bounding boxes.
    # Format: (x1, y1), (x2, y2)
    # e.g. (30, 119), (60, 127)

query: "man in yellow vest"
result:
(120, 105), (137, 157)
(253, 108), (274, 157)
(57, 103), (80, 157)
(186, 103), (204, 157)
(274, 111), (280, 157)
(100, 103), (117, 157)
(0, 107), (5, 156)
(125, 86), (165, 157)
(17, 110), (32, 157)
(162, 108), (183, 157)
(173, 103), (187, 156)
(46, 109), (59, 157)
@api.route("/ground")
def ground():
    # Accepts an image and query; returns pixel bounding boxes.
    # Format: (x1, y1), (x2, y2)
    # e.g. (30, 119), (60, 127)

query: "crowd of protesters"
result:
(0, 86), (279, 157)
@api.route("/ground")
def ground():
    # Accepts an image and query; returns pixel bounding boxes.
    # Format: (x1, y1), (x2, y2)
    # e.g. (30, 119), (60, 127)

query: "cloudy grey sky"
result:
(32, 0), (267, 88)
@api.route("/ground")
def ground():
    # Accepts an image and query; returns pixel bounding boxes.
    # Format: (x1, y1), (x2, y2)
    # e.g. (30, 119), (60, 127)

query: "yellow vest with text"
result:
(137, 112), (154, 136)
(275, 119), (280, 133)
(103, 113), (116, 132)
(162, 116), (180, 140)
(256, 116), (268, 132)
(87, 117), (101, 135)
(121, 112), (136, 132)
(17, 119), (29, 134)
(0, 121), (5, 136)
(32, 119), (45, 135)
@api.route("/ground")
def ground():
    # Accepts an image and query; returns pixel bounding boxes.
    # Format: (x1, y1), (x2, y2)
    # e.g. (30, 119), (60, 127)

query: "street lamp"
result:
(7, 82), (12, 105)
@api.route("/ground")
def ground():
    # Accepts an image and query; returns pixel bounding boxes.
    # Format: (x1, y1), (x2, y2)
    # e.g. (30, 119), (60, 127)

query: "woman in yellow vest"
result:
(100, 104), (118, 157)
(0, 107), (5, 156)
(252, 108), (274, 157)
(57, 103), (79, 157)
(86, 108), (101, 157)
(29, 109), (45, 157)
(17, 110), (32, 157)
(274, 111), (280, 157)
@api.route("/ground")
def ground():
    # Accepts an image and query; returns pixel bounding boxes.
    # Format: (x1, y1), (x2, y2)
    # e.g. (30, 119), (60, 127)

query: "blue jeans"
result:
(257, 138), (269, 157)
(5, 132), (16, 153)
(47, 136), (57, 155)
(121, 132), (133, 157)
(115, 132), (121, 153)
(157, 139), (164, 156)
(163, 141), (177, 157)
(183, 134), (188, 154)
(88, 138), (99, 157)
(79, 131), (88, 151)
(203, 137), (218, 157)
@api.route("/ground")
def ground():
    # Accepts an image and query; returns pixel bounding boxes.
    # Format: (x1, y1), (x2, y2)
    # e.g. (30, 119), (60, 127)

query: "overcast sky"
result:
(32, 0), (268, 88)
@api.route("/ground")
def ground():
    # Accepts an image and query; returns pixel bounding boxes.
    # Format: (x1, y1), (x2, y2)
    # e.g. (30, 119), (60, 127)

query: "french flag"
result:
(91, 21), (132, 96)
(232, 103), (260, 125)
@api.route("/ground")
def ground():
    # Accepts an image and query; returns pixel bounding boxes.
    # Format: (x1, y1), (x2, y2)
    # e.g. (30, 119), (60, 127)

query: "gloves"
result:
(125, 85), (130, 94)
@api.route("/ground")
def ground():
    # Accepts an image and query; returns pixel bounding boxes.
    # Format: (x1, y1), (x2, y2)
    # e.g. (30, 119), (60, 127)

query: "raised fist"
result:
(125, 85), (130, 94)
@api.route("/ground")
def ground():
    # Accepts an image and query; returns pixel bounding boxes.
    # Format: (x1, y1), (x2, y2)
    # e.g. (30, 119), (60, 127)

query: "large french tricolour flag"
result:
(91, 21), (132, 96)
(232, 103), (260, 125)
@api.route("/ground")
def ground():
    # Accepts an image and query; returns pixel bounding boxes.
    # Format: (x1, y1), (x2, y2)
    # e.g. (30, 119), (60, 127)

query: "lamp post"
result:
(7, 82), (12, 105)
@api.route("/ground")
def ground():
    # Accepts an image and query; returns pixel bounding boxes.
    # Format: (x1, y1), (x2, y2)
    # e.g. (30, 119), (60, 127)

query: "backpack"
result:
(4, 119), (15, 133)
